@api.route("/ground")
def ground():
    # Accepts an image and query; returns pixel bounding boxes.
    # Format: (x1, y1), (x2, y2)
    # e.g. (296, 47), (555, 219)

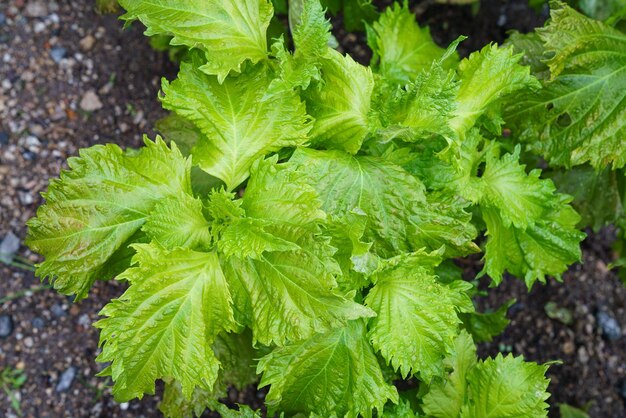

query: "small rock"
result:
(79, 90), (103, 112)
(0, 132), (8, 145)
(55, 366), (77, 392)
(24, 0), (48, 18)
(79, 35), (96, 51)
(497, 14), (507, 27)
(77, 313), (91, 327)
(597, 310), (622, 341)
(0, 231), (20, 264)
(51, 303), (67, 317)
(22, 150), (36, 161)
(31, 317), (45, 329)
(0, 13), (6, 26)
(18, 190), (34, 205)
(562, 340), (575, 355)
(120, 402), (129, 411)
(578, 346), (589, 364)
(50, 46), (67, 64)
(0, 314), (14, 338)
(20, 135), (41, 152)
(23, 336), (33, 348)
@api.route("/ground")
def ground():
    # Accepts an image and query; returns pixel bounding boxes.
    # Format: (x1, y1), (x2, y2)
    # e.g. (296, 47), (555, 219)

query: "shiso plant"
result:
(26, 0), (625, 416)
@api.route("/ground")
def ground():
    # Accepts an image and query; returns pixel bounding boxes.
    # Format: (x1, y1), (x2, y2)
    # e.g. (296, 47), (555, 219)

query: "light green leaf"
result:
(220, 217), (301, 259)
(96, 244), (237, 401)
(505, 4), (626, 169)
(216, 157), (373, 345)
(383, 398), (418, 418)
(268, 0), (332, 95)
(367, 2), (454, 85)
(291, 148), (479, 258)
(223, 248), (373, 346)
(451, 44), (539, 135)
(258, 320), (398, 417)
(304, 49), (375, 153)
(460, 299), (515, 343)
(477, 146), (559, 229)
(119, 0), (273, 82)
(423, 331), (477, 418)
(161, 59), (310, 190)
(461, 354), (550, 418)
(365, 250), (471, 379)
(160, 380), (220, 418)
(143, 192), (212, 250)
(377, 63), (458, 142)
(482, 203), (585, 287)
(26, 137), (191, 300)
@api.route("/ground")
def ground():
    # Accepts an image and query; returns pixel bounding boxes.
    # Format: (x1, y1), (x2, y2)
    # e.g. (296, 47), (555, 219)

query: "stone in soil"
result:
(50, 46), (67, 64)
(79, 90), (103, 112)
(0, 231), (20, 263)
(51, 303), (67, 317)
(56, 366), (77, 392)
(0, 132), (8, 145)
(79, 35), (96, 51)
(24, 0), (49, 18)
(0, 314), (14, 338)
(596, 310), (622, 341)
(0, 12), (6, 26)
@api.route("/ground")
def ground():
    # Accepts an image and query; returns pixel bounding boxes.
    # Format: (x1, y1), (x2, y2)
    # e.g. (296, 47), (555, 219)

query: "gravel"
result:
(79, 90), (103, 112)
(0, 314), (14, 338)
(55, 366), (77, 393)
(597, 310), (622, 341)
(0, 231), (20, 263)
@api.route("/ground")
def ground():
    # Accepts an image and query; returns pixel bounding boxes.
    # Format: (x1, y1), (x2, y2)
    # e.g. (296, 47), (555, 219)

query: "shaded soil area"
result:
(0, 1), (624, 417)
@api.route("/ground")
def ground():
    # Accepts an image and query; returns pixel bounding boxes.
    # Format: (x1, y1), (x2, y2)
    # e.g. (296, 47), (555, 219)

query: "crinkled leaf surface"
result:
(26, 138), (190, 300)
(143, 191), (211, 250)
(367, 2), (454, 85)
(161, 60), (310, 190)
(365, 250), (472, 379)
(219, 158), (373, 345)
(505, 4), (626, 168)
(451, 44), (539, 135)
(119, 0), (272, 82)
(482, 203), (585, 287)
(304, 49), (375, 153)
(461, 354), (550, 418)
(423, 331), (476, 418)
(96, 244), (237, 401)
(291, 148), (478, 258)
(258, 320), (398, 417)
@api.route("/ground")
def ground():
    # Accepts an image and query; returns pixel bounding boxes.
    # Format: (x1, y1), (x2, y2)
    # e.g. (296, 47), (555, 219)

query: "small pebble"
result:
(23, 336), (34, 348)
(18, 190), (34, 205)
(22, 150), (36, 161)
(497, 14), (507, 27)
(0, 132), (8, 145)
(31, 317), (45, 329)
(51, 303), (67, 317)
(578, 346), (589, 364)
(50, 46), (67, 64)
(77, 313), (91, 327)
(79, 90), (103, 112)
(597, 311), (622, 341)
(0, 315), (14, 338)
(0, 231), (21, 264)
(55, 366), (77, 392)
(79, 35), (96, 51)
(0, 12), (6, 26)
(24, 0), (48, 18)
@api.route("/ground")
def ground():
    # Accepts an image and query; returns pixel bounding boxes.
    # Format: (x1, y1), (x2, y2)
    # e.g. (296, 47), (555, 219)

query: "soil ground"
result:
(0, 1), (624, 417)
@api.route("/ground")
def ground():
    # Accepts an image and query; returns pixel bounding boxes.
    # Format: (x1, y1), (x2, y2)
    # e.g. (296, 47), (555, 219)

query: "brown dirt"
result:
(1, 1), (624, 417)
